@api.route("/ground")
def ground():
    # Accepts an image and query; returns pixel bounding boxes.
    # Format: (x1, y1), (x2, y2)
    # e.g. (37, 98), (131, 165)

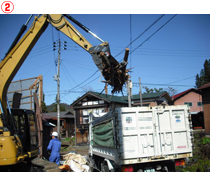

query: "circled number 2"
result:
(5, 3), (10, 11)
(1, 1), (14, 13)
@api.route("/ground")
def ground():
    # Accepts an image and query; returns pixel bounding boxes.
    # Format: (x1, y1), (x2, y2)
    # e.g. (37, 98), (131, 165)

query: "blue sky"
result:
(0, 14), (210, 105)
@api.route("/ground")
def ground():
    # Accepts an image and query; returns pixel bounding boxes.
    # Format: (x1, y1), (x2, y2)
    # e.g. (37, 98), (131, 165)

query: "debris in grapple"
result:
(89, 42), (130, 94)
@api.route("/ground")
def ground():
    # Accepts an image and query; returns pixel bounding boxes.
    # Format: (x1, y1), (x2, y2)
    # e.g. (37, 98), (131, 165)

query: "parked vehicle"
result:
(89, 105), (193, 172)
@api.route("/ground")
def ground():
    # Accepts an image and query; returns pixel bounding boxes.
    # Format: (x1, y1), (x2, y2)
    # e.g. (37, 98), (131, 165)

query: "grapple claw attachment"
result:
(89, 42), (129, 94)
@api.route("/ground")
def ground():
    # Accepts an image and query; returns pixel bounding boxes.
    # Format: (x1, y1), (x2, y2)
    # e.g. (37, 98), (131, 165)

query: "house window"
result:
(83, 117), (89, 124)
(197, 102), (203, 106)
(80, 108), (106, 124)
(87, 101), (93, 105)
(82, 102), (87, 106)
(184, 102), (193, 107)
(99, 100), (104, 104)
(93, 101), (98, 105)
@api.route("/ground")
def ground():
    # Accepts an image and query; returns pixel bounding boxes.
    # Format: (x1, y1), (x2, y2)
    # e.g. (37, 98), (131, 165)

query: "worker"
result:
(47, 131), (61, 165)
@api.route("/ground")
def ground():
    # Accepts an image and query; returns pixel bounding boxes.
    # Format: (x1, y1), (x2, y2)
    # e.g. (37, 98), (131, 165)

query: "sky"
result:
(0, 14), (210, 105)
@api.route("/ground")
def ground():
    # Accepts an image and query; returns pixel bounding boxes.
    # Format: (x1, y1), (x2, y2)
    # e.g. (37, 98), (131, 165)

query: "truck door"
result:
(155, 106), (192, 156)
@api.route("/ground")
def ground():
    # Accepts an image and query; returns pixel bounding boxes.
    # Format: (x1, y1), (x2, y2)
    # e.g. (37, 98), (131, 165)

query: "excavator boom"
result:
(0, 14), (129, 166)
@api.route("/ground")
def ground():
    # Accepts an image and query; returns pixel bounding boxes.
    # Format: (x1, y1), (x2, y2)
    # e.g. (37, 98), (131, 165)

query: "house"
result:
(71, 91), (172, 145)
(70, 91), (128, 145)
(172, 88), (204, 129)
(198, 82), (210, 135)
(43, 111), (75, 138)
(131, 91), (172, 106)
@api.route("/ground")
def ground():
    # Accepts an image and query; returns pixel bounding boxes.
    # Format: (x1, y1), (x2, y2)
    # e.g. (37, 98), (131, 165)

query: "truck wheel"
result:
(101, 162), (109, 172)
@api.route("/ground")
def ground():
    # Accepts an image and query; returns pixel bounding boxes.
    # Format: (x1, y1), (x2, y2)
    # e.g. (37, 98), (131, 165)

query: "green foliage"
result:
(203, 137), (210, 145)
(47, 103), (71, 112)
(61, 137), (75, 144)
(61, 137), (76, 152)
(62, 137), (70, 142)
(176, 132), (210, 172)
(41, 101), (48, 113)
(143, 86), (177, 97)
(143, 86), (163, 93)
(41, 94), (48, 113)
(51, 103), (66, 112)
(195, 59), (210, 88)
(177, 159), (210, 172)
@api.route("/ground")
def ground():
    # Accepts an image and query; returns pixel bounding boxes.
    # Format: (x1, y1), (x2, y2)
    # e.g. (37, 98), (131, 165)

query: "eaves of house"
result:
(172, 88), (201, 101)
(70, 91), (128, 107)
(43, 111), (74, 120)
(71, 91), (171, 107)
(131, 91), (171, 101)
(198, 82), (210, 90)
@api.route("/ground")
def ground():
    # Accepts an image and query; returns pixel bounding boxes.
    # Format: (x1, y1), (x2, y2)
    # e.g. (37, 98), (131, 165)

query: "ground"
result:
(60, 137), (89, 157)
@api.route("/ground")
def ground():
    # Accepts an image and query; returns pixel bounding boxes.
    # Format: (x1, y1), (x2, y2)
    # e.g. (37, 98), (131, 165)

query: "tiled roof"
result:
(43, 111), (74, 119)
(172, 88), (201, 100)
(89, 92), (127, 104)
(70, 91), (171, 107)
(129, 91), (169, 100)
(172, 89), (194, 100)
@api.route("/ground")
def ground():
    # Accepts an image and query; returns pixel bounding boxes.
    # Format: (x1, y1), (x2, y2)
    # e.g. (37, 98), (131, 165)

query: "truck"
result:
(89, 105), (193, 172)
(0, 14), (129, 168)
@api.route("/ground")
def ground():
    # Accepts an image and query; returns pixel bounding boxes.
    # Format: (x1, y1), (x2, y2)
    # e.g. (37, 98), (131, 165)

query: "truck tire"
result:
(101, 162), (109, 172)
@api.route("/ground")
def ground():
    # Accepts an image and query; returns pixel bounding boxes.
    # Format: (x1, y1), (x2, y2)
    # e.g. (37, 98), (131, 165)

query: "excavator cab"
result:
(0, 108), (39, 166)
(12, 109), (39, 156)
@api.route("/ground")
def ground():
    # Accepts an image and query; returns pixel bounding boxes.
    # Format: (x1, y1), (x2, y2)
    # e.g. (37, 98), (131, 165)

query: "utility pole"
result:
(139, 77), (143, 107)
(53, 39), (67, 139)
(127, 80), (132, 107)
(56, 39), (61, 139)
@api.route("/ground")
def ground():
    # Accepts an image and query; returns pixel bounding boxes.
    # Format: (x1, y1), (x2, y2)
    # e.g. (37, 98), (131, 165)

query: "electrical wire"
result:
(67, 70), (99, 91)
(115, 14), (165, 58)
(130, 15), (177, 55)
(132, 82), (194, 87)
(61, 74), (101, 99)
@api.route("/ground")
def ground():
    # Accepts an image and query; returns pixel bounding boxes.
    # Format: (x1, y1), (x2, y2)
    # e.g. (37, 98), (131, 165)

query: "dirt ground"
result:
(60, 138), (89, 159)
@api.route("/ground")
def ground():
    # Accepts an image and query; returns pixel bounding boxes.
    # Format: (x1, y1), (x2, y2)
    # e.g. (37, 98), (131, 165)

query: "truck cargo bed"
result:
(89, 105), (193, 165)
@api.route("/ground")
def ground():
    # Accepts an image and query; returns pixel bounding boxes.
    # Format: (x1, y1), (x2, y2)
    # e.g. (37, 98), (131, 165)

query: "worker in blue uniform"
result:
(47, 131), (61, 165)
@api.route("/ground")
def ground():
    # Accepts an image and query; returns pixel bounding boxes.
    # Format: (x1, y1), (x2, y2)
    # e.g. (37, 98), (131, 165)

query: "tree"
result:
(52, 103), (66, 112)
(165, 86), (177, 97)
(41, 101), (48, 113)
(143, 86), (177, 97)
(41, 94), (48, 113)
(195, 59), (210, 88)
(143, 86), (163, 93)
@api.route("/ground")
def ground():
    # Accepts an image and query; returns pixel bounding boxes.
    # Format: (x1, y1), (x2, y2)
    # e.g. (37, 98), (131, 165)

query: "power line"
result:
(60, 62), (74, 87)
(130, 15), (177, 55)
(166, 76), (195, 85)
(132, 82), (194, 87)
(63, 60), (96, 71)
(61, 74), (100, 100)
(67, 70), (99, 91)
(115, 14), (165, 58)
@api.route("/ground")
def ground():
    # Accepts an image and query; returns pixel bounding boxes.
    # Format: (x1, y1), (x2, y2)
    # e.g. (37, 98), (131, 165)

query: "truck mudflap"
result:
(31, 157), (61, 172)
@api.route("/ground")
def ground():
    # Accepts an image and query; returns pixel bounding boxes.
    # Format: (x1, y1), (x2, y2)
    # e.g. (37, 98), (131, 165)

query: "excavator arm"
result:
(0, 14), (129, 166)
(0, 14), (129, 118)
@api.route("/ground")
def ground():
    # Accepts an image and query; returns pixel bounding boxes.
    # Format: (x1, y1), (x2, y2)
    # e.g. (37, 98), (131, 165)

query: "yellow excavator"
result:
(0, 14), (129, 167)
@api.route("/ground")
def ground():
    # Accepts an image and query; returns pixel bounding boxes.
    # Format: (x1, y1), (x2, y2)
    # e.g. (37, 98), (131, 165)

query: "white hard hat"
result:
(52, 131), (58, 137)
